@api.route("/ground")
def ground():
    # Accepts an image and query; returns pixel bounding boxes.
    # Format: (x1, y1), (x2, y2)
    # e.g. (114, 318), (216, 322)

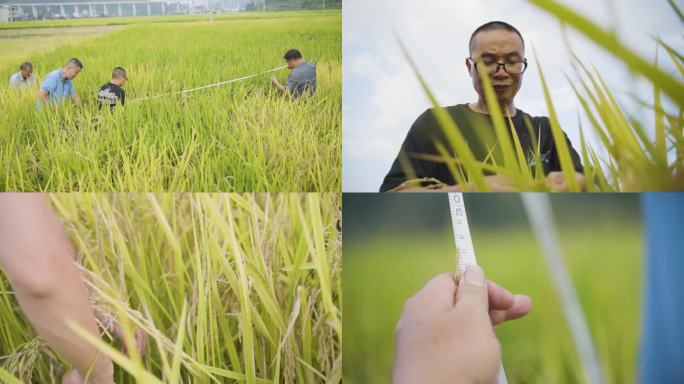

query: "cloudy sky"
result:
(342, 0), (683, 192)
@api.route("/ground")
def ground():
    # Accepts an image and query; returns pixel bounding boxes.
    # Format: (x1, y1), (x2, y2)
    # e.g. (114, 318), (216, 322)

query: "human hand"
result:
(392, 266), (531, 384)
(394, 175), (517, 192)
(270, 75), (278, 84)
(62, 311), (148, 384)
(435, 176), (517, 192)
(546, 171), (586, 192)
(62, 362), (114, 384)
(94, 310), (148, 358)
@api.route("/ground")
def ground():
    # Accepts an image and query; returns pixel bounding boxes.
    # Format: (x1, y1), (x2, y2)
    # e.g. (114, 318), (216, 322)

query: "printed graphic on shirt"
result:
(97, 82), (125, 111)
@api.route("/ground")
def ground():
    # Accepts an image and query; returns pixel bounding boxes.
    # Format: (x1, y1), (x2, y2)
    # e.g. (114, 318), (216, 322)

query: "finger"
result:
(444, 184), (464, 192)
(136, 329), (148, 357)
(503, 294), (532, 321)
(453, 265), (488, 316)
(112, 322), (125, 338)
(62, 370), (82, 384)
(489, 294), (532, 325)
(486, 280), (514, 310)
(406, 272), (458, 312)
(489, 309), (506, 326)
(490, 182), (518, 192)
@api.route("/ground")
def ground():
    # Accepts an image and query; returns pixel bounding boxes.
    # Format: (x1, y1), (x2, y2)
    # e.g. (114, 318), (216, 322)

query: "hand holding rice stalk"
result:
(0, 193), (341, 383)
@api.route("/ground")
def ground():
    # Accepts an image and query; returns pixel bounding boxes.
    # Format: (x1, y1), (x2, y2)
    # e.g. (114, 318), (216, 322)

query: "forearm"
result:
(272, 78), (287, 93)
(0, 194), (112, 382)
(38, 90), (49, 103)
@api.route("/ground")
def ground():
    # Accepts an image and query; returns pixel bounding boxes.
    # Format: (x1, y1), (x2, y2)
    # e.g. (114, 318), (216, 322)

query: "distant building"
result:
(0, 0), (288, 21)
(0, 4), (21, 22)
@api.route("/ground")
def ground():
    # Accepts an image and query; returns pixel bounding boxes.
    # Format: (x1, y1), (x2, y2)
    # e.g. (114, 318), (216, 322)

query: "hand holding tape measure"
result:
(449, 192), (508, 384)
(392, 193), (531, 384)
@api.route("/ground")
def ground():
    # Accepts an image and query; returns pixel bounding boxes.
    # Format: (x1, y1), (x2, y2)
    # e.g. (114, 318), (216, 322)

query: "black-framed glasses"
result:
(468, 57), (528, 75)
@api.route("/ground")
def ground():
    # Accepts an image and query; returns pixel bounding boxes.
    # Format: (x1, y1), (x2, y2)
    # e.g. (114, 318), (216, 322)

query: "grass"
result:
(343, 201), (642, 383)
(0, 193), (342, 383)
(0, 11), (341, 192)
(399, 0), (683, 191)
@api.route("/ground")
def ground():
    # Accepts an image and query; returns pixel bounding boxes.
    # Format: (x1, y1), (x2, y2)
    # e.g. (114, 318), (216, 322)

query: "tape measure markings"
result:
(448, 192), (508, 384)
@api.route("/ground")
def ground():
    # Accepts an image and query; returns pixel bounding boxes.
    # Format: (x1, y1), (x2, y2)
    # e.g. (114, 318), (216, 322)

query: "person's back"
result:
(287, 61), (317, 97)
(97, 83), (125, 111)
(97, 67), (128, 112)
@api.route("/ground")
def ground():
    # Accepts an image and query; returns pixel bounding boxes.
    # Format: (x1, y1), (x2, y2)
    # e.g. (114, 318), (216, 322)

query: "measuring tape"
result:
(448, 192), (508, 384)
(128, 65), (287, 103)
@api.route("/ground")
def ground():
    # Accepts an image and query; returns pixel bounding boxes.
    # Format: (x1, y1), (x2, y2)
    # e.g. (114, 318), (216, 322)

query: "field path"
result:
(0, 25), (126, 69)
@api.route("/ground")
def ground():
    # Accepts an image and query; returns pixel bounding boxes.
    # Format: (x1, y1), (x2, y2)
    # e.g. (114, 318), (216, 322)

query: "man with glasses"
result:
(380, 21), (585, 192)
(97, 67), (128, 112)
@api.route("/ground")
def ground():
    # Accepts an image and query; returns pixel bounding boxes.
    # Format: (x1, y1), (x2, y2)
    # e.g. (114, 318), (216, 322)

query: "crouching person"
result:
(97, 67), (127, 111)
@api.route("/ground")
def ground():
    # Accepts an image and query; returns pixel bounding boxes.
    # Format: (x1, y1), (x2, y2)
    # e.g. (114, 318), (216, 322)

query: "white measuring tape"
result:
(128, 65), (287, 103)
(448, 192), (508, 384)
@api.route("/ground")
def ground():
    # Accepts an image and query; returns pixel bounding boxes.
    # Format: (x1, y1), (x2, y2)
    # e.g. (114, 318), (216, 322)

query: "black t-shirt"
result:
(380, 104), (584, 192)
(97, 82), (125, 111)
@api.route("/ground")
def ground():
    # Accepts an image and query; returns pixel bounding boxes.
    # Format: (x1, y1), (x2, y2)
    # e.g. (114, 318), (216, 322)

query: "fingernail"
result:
(464, 265), (485, 287)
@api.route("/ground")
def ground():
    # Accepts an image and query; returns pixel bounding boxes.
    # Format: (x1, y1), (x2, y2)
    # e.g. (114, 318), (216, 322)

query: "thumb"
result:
(454, 265), (489, 316)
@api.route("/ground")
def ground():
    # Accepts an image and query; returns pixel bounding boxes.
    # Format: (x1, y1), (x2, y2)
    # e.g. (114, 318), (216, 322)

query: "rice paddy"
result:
(0, 193), (341, 383)
(0, 11), (341, 192)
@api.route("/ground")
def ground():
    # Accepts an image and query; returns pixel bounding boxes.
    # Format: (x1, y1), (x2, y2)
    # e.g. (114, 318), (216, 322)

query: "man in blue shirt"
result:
(37, 58), (83, 109)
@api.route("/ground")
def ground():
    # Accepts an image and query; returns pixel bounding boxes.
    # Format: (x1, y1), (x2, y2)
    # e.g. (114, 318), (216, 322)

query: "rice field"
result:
(401, 0), (683, 192)
(0, 11), (341, 192)
(342, 193), (643, 383)
(0, 193), (341, 383)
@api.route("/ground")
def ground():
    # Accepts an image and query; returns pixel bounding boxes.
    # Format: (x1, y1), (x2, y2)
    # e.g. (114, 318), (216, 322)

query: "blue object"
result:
(36, 69), (75, 109)
(640, 193), (684, 384)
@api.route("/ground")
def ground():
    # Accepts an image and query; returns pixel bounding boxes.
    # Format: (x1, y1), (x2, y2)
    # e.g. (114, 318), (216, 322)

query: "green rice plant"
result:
(399, 0), (683, 191)
(0, 11), (341, 192)
(0, 367), (23, 384)
(0, 193), (341, 383)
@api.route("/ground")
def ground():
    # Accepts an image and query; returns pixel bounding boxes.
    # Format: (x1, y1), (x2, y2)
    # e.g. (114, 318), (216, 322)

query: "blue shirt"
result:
(640, 193), (684, 384)
(37, 69), (75, 109)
